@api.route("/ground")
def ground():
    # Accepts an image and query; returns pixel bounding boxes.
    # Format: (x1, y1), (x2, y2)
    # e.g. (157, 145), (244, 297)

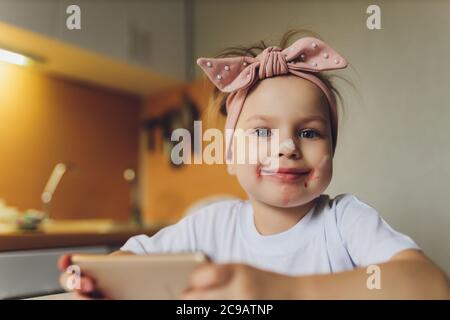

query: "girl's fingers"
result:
(58, 253), (105, 298)
(76, 276), (95, 293)
(59, 272), (95, 294)
(57, 254), (72, 271)
(59, 273), (70, 291)
(72, 277), (105, 299)
(187, 264), (232, 290)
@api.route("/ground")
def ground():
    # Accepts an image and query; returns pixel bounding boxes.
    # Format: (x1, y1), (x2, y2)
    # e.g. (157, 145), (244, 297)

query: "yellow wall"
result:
(140, 80), (247, 224)
(0, 62), (140, 220)
(0, 60), (246, 224)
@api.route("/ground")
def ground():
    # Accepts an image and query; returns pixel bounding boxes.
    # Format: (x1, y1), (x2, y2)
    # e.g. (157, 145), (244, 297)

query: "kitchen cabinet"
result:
(0, 0), (187, 81)
(54, 0), (130, 66)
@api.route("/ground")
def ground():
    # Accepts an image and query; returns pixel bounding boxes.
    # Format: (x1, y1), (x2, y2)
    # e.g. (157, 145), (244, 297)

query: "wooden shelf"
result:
(0, 226), (162, 252)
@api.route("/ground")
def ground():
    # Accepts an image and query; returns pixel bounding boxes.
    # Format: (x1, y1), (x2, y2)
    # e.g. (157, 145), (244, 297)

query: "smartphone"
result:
(71, 252), (208, 300)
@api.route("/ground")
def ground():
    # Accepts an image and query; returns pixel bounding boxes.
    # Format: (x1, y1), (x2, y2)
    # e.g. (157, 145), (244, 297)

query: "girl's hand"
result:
(58, 254), (102, 299)
(181, 263), (293, 300)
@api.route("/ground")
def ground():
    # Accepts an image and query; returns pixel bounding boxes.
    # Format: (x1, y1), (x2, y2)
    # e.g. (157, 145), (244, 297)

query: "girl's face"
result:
(228, 75), (333, 208)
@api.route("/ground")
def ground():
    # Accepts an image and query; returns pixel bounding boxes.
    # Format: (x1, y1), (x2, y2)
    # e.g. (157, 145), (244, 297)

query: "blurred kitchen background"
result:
(0, 0), (449, 298)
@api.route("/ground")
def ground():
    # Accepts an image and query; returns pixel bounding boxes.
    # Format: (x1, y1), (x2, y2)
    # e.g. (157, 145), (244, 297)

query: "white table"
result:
(27, 292), (84, 300)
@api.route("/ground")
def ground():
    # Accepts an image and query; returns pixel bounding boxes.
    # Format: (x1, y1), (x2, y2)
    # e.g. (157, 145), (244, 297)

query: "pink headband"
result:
(197, 37), (347, 159)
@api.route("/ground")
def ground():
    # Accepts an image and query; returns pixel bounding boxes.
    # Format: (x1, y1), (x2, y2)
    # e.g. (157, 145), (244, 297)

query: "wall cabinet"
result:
(0, 0), (187, 81)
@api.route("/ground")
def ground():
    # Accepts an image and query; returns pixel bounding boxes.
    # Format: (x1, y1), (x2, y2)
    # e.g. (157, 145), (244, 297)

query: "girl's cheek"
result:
(304, 155), (332, 188)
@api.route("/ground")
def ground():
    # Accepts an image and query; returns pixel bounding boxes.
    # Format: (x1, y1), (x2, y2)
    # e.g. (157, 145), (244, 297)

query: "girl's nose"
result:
(278, 138), (301, 160)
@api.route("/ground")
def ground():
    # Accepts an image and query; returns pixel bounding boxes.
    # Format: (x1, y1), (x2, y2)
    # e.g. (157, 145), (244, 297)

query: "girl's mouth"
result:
(259, 168), (311, 182)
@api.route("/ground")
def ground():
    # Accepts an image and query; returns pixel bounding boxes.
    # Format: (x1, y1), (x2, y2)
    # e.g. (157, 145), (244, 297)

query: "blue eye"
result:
(253, 128), (272, 137)
(298, 129), (320, 139)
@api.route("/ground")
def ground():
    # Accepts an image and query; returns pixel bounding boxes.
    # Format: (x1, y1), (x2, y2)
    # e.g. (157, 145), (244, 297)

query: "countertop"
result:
(0, 224), (163, 252)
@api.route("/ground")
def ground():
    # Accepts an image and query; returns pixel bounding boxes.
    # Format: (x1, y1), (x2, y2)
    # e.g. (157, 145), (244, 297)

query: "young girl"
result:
(59, 31), (449, 299)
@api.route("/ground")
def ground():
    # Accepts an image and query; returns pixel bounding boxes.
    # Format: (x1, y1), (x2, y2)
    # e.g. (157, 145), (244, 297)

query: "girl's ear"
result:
(227, 163), (236, 176)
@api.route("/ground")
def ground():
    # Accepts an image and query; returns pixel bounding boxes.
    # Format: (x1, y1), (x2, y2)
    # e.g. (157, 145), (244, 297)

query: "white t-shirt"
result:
(121, 193), (419, 276)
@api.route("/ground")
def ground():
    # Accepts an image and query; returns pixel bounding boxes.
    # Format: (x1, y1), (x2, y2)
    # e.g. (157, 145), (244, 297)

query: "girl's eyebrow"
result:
(297, 115), (328, 124)
(245, 114), (327, 124)
(245, 115), (277, 123)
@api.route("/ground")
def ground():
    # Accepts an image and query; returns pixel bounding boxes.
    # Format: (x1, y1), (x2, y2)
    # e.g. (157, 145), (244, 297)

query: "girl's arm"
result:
(182, 249), (450, 300)
(293, 249), (450, 299)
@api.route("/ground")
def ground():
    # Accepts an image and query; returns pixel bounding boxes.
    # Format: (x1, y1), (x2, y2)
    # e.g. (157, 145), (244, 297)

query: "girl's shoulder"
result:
(319, 193), (377, 211)
(336, 193), (375, 207)
(319, 194), (420, 267)
(316, 193), (381, 227)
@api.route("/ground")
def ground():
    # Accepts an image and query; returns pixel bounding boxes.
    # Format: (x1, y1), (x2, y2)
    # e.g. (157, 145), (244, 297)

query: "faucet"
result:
(41, 163), (68, 220)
